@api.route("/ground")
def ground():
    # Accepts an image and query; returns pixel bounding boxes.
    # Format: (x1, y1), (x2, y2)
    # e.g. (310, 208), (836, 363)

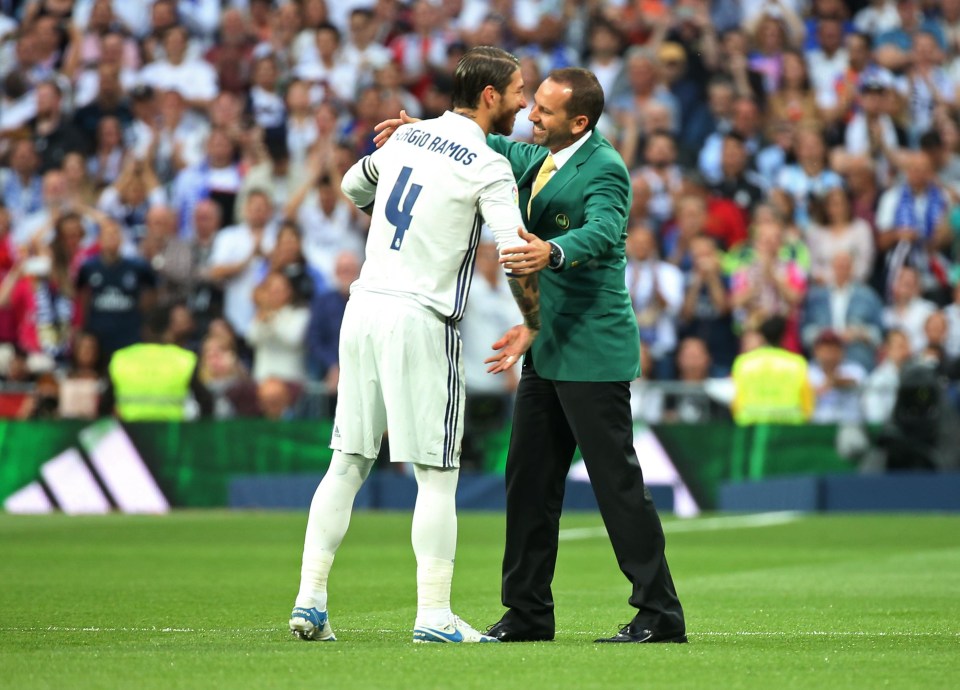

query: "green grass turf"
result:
(0, 511), (958, 690)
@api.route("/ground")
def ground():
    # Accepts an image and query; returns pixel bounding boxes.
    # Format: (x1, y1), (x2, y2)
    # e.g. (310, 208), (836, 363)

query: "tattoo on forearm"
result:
(508, 274), (541, 332)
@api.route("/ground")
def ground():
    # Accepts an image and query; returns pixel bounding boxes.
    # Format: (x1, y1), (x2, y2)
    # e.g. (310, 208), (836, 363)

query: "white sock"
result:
(295, 452), (374, 611)
(411, 464), (459, 626)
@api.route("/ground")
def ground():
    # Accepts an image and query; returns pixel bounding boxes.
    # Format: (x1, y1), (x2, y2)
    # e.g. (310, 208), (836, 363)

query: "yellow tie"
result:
(527, 154), (556, 215)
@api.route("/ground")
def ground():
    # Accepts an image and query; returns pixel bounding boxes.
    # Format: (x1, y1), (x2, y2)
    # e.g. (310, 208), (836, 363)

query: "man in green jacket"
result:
(486, 67), (686, 644)
(375, 67), (685, 644)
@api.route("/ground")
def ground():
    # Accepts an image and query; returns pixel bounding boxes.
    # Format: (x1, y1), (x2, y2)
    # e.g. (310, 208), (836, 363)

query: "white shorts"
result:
(330, 291), (465, 468)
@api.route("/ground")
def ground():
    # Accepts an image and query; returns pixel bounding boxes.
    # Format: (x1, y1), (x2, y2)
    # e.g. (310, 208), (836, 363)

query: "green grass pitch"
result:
(1, 511), (958, 690)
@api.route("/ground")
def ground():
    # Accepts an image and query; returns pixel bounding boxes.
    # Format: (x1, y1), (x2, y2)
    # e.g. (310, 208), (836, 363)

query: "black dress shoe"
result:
(594, 623), (688, 644)
(486, 620), (554, 642)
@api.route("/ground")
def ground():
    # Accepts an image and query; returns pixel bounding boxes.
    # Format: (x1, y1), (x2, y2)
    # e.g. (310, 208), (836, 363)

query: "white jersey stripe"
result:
(452, 213), (482, 321)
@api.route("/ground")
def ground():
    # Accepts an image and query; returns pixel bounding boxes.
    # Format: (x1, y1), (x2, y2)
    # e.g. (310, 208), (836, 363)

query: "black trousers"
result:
(499, 357), (685, 634)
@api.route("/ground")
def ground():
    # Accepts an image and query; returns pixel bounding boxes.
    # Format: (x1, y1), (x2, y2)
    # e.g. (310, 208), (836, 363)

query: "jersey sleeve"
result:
(341, 148), (382, 211)
(476, 156), (526, 253)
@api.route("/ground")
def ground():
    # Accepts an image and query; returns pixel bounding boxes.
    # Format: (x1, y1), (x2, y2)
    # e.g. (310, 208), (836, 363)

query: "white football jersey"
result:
(341, 111), (526, 321)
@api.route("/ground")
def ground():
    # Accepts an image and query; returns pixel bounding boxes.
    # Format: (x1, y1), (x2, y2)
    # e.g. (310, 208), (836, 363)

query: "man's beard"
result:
(492, 107), (517, 136)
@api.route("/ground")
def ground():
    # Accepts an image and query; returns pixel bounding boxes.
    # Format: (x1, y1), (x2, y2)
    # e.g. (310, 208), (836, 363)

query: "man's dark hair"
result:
(451, 46), (520, 109)
(759, 316), (788, 347)
(920, 130), (943, 151)
(316, 22), (342, 42)
(547, 67), (604, 132)
(849, 30), (873, 50)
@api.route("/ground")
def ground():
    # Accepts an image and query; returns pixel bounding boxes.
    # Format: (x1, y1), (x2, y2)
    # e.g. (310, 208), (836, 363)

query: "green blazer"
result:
(488, 131), (640, 382)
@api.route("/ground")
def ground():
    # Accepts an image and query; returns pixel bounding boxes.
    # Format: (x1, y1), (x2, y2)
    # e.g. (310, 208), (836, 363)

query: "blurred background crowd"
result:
(2, 0), (960, 437)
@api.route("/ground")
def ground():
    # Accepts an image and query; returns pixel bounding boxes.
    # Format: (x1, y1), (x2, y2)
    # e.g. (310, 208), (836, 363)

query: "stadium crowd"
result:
(2, 0), (960, 428)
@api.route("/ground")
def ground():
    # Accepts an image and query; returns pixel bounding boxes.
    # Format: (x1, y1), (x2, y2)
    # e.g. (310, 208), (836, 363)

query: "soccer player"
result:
(288, 46), (541, 644)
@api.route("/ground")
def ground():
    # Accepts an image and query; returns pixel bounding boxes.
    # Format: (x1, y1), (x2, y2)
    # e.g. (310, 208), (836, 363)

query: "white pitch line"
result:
(2, 627), (957, 638)
(558, 511), (804, 542)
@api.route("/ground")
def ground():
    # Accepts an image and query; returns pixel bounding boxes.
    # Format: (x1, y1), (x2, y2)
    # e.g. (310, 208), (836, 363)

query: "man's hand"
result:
(485, 324), (537, 374)
(500, 229), (551, 274)
(372, 110), (420, 148)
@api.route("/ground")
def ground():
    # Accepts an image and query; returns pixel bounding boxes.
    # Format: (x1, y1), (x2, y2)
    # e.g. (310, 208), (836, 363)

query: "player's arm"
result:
(341, 150), (382, 215)
(479, 163), (541, 373)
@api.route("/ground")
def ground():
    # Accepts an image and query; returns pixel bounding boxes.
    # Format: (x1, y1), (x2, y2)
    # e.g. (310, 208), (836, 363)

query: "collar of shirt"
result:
(550, 130), (592, 170)
(443, 110), (488, 143)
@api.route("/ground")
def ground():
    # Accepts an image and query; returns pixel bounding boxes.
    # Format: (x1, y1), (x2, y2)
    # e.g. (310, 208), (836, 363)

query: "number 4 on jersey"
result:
(386, 166), (422, 250)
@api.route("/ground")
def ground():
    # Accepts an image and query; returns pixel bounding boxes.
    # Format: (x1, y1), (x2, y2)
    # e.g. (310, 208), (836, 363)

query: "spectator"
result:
(294, 22), (359, 105)
(97, 158), (167, 245)
(635, 131), (683, 231)
(883, 265), (939, 352)
(284, 161), (365, 285)
(59, 331), (103, 420)
(679, 234), (739, 375)
(903, 31), (955, 143)
(138, 25), (219, 109)
(708, 133), (765, 222)
(875, 150), (951, 299)
(171, 128), (244, 234)
(662, 337), (732, 423)
(775, 126), (844, 230)
(257, 375), (296, 420)
(28, 80), (85, 173)
(807, 187), (876, 285)
(626, 224), (685, 380)
(184, 200), (224, 335)
(768, 49), (823, 135)
(197, 333), (258, 418)
(207, 190), (277, 340)
(0, 247), (73, 368)
(803, 251), (885, 371)
(150, 89), (208, 184)
(843, 73), (902, 185)
(342, 7), (391, 88)
(0, 139), (43, 226)
(306, 250), (360, 391)
(731, 217), (808, 351)
(235, 132), (293, 221)
(716, 27), (767, 104)
(700, 96), (764, 185)
(62, 151), (99, 209)
(808, 330), (868, 423)
(247, 53), (286, 132)
(806, 17), (850, 111)
(73, 62), (133, 141)
(663, 194), (708, 271)
(943, 280), (960, 359)
(268, 220), (323, 305)
(76, 220), (157, 362)
(284, 80), (320, 171)
(248, 270), (309, 382)
(854, 1), (901, 38)
(205, 8), (257, 96)
(139, 205), (193, 308)
(862, 328), (913, 423)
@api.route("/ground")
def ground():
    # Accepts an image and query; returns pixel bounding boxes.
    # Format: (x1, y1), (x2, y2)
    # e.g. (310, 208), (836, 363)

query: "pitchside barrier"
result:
(1, 419), (956, 514)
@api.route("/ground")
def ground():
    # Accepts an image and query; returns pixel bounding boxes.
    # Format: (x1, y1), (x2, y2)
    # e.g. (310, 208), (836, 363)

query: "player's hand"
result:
(372, 110), (419, 148)
(500, 229), (550, 274)
(485, 324), (536, 374)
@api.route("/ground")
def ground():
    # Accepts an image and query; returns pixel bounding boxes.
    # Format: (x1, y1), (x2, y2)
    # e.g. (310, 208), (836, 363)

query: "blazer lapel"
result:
(527, 131), (601, 230)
